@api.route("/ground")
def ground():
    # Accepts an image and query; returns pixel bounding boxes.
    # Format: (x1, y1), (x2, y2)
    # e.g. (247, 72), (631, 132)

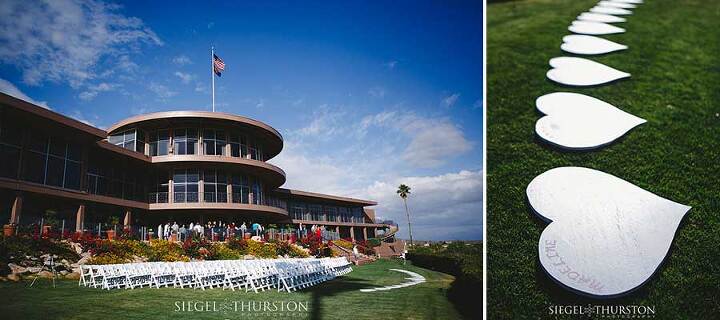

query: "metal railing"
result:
(203, 192), (228, 203)
(148, 192), (169, 204)
(174, 192), (199, 203)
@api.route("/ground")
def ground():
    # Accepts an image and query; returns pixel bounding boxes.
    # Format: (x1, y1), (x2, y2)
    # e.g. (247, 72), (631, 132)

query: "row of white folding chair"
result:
(79, 258), (352, 291)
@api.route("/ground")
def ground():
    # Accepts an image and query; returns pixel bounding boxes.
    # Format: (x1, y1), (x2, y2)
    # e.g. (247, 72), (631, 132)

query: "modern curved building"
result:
(0, 93), (392, 241)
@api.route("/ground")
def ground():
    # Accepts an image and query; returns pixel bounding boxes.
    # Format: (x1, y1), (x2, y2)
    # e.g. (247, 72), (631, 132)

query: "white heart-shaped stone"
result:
(527, 167), (691, 298)
(578, 12), (627, 23)
(535, 92), (645, 149)
(569, 21), (625, 35)
(598, 0), (637, 9)
(561, 35), (627, 55)
(590, 6), (633, 15)
(547, 57), (630, 86)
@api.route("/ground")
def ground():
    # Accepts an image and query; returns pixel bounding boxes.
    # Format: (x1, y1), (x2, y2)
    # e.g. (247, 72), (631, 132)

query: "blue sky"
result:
(0, 0), (482, 240)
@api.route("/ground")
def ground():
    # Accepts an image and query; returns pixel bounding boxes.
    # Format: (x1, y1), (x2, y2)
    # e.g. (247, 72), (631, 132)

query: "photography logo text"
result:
(548, 304), (656, 318)
(174, 299), (310, 318)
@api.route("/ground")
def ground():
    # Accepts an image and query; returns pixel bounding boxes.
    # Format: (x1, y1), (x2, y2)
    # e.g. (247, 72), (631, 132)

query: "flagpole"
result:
(211, 45), (215, 112)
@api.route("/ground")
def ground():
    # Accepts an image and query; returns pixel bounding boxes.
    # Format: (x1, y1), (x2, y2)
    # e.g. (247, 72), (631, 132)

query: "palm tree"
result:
(397, 184), (413, 246)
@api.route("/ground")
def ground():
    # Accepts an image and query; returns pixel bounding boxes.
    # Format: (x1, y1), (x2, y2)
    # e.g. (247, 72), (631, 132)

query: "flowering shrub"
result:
(246, 240), (277, 258)
(226, 238), (249, 254)
(211, 243), (242, 260)
(87, 239), (150, 264)
(275, 241), (309, 258)
(332, 239), (353, 250)
(147, 240), (188, 262)
(182, 237), (213, 260)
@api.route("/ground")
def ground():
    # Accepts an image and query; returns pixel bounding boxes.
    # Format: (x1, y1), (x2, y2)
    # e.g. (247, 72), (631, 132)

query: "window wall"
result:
(173, 128), (197, 155)
(0, 117), (22, 179)
(85, 155), (147, 202)
(173, 169), (199, 203)
(231, 174), (250, 204)
(252, 180), (263, 205)
(203, 169), (227, 203)
(21, 133), (82, 190)
(287, 200), (368, 224)
(148, 129), (169, 156)
(228, 131), (263, 160)
(136, 126), (267, 160)
(148, 171), (169, 203)
(202, 129), (226, 155)
(109, 129), (144, 153)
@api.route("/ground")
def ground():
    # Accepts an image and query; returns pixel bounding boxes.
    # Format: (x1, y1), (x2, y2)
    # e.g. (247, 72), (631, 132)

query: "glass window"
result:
(231, 174), (249, 203)
(149, 129), (169, 156)
(291, 203), (306, 220)
(45, 156), (64, 187)
(252, 179), (263, 205)
(203, 169), (227, 202)
(0, 119), (22, 179)
(109, 129), (138, 152)
(324, 206), (338, 222)
(309, 204), (322, 221)
(229, 133), (241, 157)
(174, 128), (197, 155)
(203, 129), (226, 155)
(173, 169), (198, 203)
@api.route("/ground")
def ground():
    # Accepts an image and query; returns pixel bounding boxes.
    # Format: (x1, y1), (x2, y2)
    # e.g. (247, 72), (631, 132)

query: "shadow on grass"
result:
(447, 278), (483, 320)
(304, 276), (374, 320)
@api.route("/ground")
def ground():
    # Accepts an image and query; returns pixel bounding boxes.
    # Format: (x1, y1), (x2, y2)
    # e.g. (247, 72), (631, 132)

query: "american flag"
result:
(213, 54), (225, 76)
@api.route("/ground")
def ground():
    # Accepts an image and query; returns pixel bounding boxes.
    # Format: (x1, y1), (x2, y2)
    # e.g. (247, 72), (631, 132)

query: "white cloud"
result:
(174, 71), (194, 84)
(271, 139), (483, 240)
(368, 86), (386, 98)
(358, 170), (483, 240)
(148, 82), (176, 99)
(291, 98), (304, 107)
(172, 55), (192, 66)
(194, 82), (208, 93)
(0, 78), (50, 109)
(400, 117), (473, 168)
(78, 82), (117, 101)
(69, 109), (100, 127)
(358, 111), (473, 168)
(473, 98), (482, 109)
(0, 0), (162, 88)
(443, 93), (461, 108)
(292, 105), (347, 139)
(384, 60), (398, 69)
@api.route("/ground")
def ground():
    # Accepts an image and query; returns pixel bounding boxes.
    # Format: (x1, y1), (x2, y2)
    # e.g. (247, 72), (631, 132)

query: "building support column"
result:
(75, 204), (86, 232)
(363, 227), (367, 241)
(9, 194), (23, 225)
(123, 209), (132, 227)
(227, 183), (233, 203)
(350, 226), (355, 242)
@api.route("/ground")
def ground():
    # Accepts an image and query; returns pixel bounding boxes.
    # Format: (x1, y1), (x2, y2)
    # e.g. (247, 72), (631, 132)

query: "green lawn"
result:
(0, 259), (465, 320)
(487, 0), (720, 319)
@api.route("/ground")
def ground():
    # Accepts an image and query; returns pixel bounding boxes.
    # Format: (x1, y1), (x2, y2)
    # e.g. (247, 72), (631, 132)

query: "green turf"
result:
(0, 259), (464, 320)
(487, 0), (720, 319)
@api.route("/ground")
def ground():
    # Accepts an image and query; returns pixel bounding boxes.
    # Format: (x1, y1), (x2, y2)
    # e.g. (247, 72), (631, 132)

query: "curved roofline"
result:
(107, 110), (283, 142)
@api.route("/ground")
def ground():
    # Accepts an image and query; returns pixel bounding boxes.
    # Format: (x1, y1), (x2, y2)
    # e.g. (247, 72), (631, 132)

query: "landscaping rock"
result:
(60, 270), (69, 276)
(37, 271), (54, 278)
(65, 272), (80, 280)
(70, 242), (83, 255)
(26, 266), (42, 273)
(7, 273), (20, 282)
(8, 263), (27, 274)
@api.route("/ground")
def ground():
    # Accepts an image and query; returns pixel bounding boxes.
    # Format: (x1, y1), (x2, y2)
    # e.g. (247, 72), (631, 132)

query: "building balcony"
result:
(150, 154), (286, 188)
